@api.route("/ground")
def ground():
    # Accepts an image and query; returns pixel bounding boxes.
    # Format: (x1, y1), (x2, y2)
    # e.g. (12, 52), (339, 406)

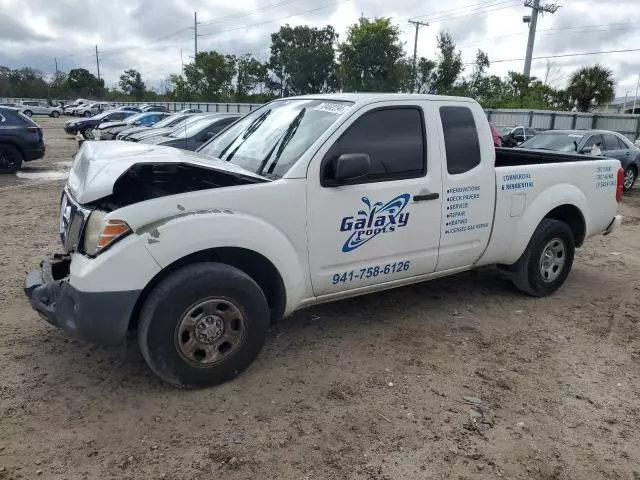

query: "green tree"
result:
(338, 17), (408, 92)
(236, 54), (268, 101)
(119, 69), (146, 100)
(430, 32), (464, 94)
(165, 74), (195, 101)
(567, 65), (615, 112)
(67, 68), (105, 97)
(269, 25), (338, 96)
(414, 57), (436, 94)
(184, 51), (236, 101)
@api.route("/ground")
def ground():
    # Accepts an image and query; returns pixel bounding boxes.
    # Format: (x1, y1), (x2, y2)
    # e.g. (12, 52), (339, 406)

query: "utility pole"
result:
(632, 74), (640, 114)
(408, 20), (429, 93)
(54, 58), (59, 79)
(194, 12), (198, 59)
(523, 0), (559, 78)
(95, 45), (101, 81)
(181, 49), (184, 73)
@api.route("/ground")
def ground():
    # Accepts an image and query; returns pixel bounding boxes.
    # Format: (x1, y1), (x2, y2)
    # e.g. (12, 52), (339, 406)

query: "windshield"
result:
(520, 132), (585, 152)
(153, 114), (184, 128)
(124, 113), (151, 124)
(169, 116), (222, 139)
(198, 99), (353, 178)
(92, 110), (113, 120)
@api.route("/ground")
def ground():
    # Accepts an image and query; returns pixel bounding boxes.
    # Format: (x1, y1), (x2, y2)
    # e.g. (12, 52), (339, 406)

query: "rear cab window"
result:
(439, 106), (481, 174)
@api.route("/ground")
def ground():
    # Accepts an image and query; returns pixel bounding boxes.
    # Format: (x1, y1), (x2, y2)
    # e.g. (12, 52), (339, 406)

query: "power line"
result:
(197, 0), (350, 38)
(410, 0), (516, 21)
(198, 0), (310, 28)
(466, 47), (640, 65)
(412, 0), (520, 22)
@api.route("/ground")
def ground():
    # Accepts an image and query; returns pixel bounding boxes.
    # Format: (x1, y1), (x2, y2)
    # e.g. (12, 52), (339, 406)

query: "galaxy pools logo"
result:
(339, 194), (411, 252)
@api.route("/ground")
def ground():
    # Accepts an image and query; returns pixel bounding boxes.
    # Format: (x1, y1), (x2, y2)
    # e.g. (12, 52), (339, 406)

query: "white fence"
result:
(486, 108), (640, 141)
(1, 98), (262, 114)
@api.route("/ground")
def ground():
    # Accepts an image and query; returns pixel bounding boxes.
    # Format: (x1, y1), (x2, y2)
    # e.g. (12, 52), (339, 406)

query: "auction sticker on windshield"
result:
(313, 102), (351, 114)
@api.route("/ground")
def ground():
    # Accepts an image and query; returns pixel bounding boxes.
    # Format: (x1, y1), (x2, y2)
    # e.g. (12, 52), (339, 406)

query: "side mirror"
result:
(327, 153), (370, 185)
(133, 121), (142, 126)
(580, 146), (593, 154)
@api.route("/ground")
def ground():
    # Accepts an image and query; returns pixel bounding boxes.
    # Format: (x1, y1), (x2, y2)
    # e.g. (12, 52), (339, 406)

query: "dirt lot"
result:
(0, 116), (639, 480)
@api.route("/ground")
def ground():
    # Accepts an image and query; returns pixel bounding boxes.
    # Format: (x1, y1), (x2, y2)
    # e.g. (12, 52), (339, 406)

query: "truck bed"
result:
(495, 147), (591, 167)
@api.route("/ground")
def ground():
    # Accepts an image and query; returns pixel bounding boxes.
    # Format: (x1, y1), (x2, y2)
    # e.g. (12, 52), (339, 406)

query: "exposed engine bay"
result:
(88, 162), (268, 211)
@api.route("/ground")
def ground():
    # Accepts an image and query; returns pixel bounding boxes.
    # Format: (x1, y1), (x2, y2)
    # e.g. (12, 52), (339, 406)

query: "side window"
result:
(583, 135), (602, 149)
(322, 107), (426, 184)
(439, 106), (481, 175)
(616, 136), (629, 149)
(525, 128), (536, 136)
(603, 134), (619, 151)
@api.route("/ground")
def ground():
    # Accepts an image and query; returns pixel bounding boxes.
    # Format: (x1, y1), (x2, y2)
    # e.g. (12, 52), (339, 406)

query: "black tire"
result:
(51, 110), (60, 118)
(81, 127), (94, 140)
(623, 166), (637, 191)
(138, 262), (270, 388)
(512, 218), (575, 297)
(0, 144), (24, 174)
(23, 110), (32, 117)
(83, 111), (92, 117)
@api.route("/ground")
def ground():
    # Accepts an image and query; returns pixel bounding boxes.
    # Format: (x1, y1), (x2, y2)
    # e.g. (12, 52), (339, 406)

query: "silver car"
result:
(19, 101), (62, 118)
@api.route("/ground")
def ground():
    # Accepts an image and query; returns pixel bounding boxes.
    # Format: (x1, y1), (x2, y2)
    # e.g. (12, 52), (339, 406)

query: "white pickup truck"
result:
(25, 94), (623, 388)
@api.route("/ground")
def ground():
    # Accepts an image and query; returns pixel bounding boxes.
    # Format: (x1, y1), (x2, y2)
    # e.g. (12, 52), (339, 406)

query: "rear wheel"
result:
(83, 111), (92, 117)
(623, 166), (637, 191)
(138, 262), (270, 388)
(23, 110), (32, 117)
(51, 110), (60, 118)
(512, 219), (575, 297)
(0, 144), (23, 174)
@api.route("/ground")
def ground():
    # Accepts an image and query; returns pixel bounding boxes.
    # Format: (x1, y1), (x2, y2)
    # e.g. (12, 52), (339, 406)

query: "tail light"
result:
(616, 167), (624, 202)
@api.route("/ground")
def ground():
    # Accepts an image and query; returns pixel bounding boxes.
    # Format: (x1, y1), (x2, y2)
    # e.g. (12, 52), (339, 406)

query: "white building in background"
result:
(595, 96), (640, 114)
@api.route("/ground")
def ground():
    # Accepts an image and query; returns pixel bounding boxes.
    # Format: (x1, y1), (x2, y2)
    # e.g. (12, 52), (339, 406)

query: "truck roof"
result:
(285, 93), (479, 106)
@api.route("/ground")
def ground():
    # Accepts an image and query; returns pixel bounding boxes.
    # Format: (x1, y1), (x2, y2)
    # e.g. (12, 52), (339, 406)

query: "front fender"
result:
(135, 210), (308, 315)
(505, 183), (588, 264)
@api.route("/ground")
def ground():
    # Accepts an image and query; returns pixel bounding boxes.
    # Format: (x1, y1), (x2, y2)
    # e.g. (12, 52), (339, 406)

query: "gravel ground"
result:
(1, 116), (639, 480)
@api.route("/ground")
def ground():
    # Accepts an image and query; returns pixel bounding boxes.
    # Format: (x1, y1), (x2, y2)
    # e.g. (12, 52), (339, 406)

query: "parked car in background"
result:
(62, 98), (90, 115)
(64, 109), (137, 136)
(498, 125), (537, 147)
(140, 114), (240, 150)
(96, 112), (172, 140)
(141, 105), (171, 113)
(0, 102), (17, 108)
(19, 101), (62, 118)
(180, 108), (202, 114)
(519, 129), (640, 190)
(0, 106), (45, 173)
(122, 114), (206, 142)
(74, 102), (114, 117)
(115, 113), (192, 140)
(114, 105), (142, 113)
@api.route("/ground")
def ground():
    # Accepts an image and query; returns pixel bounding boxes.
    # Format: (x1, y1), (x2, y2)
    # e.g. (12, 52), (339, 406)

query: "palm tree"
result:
(567, 65), (615, 112)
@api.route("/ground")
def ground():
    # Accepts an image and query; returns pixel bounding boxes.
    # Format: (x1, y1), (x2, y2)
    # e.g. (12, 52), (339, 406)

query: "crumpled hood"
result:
(67, 140), (267, 204)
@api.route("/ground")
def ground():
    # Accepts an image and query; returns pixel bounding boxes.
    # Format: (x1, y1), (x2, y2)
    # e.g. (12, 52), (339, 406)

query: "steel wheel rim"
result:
(539, 237), (566, 283)
(624, 169), (635, 189)
(175, 297), (248, 366)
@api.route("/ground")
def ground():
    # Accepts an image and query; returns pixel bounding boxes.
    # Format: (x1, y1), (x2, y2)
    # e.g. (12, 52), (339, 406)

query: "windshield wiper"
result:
(256, 108), (306, 177)
(220, 109), (272, 162)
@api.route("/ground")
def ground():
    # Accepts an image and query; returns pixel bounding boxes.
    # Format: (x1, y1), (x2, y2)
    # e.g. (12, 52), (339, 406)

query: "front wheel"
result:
(23, 110), (32, 117)
(138, 262), (270, 388)
(512, 219), (575, 297)
(0, 144), (24, 173)
(83, 111), (92, 117)
(623, 167), (637, 191)
(51, 110), (60, 118)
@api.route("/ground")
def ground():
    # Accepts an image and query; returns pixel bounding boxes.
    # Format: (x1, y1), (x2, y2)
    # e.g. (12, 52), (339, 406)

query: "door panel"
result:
(306, 101), (442, 297)
(435, 103), (495, 271)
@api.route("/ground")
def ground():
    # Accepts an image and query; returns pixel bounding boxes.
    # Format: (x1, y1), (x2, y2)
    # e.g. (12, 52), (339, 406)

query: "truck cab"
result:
(24, 94), (622, 388)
